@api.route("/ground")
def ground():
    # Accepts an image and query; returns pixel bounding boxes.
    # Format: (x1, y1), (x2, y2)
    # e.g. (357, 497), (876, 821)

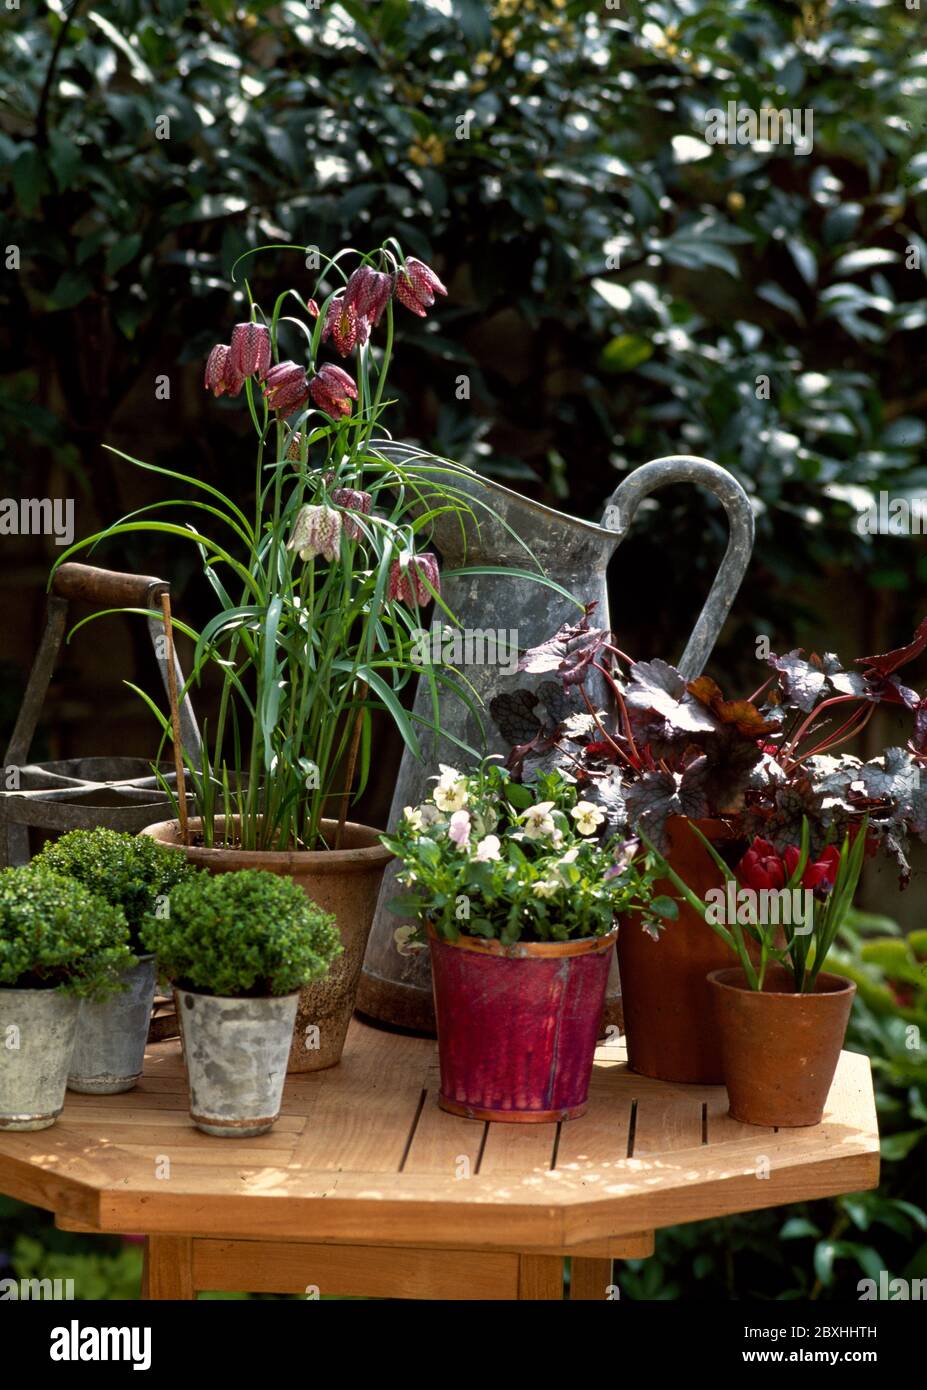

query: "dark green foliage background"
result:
(1, 0), (926, 1300)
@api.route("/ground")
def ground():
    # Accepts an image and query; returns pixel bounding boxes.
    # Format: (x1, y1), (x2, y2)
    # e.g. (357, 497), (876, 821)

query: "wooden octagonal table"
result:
(0, 1019), (879, 1300)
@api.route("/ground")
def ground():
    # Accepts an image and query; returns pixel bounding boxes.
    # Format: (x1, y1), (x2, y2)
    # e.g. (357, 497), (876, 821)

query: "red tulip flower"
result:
(229, 322), (271, 380)
(735, 838), (786, 891)
(394, 257), (447, 317)
(263, 361), (310, 415)
(387, 551), (441, 607)
(783, 843), (841, 892)
(204, 344), (244, 398)
(308, 363), (357, 419)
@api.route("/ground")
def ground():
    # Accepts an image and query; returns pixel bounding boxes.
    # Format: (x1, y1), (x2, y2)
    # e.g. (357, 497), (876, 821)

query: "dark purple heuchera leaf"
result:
(821, 653), (868, 698)
(767, 650), (828, 712)
(624, 659), (718, 734)
(624, 767), (709, 851)
(856, 746), (922, 803)
(857, 617), (927, 678)
(517, 607), (610, 687)
(689, 726), (767, 813)
(489, 689), (543, 744)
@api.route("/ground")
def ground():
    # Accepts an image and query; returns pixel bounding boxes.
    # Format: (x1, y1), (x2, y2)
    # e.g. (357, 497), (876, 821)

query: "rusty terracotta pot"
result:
(618, 815), (745, 1084)
(429, 924), (617, 1123)
(708, 965), (856, 1127)
(140, 817), (392, 1073)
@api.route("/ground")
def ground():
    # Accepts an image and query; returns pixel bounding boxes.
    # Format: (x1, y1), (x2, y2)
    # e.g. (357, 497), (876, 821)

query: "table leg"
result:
(570, 1257), (614, 1300)
(142, 1236), (195, 1300)
(517, 1254), (564, 1300)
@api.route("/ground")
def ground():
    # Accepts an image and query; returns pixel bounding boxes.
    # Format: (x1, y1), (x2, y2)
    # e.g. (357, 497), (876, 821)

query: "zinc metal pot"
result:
(174, 986), (298, 1137)
(67, 955), (157, 1095)
(429, 924), (617, 1122)
(141, 817), (392, 1072)
(618, 816), (750, 1084)
(708, 965), (856, 1128)
(0, 988), (80, 1131)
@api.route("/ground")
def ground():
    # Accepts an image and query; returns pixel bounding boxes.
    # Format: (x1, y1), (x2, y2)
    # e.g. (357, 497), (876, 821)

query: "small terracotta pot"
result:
(618, 816), (747, 1083)
(141, 817), (392, 1072)
(708, 965), (856, 1127)
(429, 924), (617, 1123)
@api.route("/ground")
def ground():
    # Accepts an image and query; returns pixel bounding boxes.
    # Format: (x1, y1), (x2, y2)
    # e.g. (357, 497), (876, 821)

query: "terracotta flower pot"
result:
(428, 924), (617, 1122)
(708, 965), (856, 1127)
(618, 816), (746, 1084)
(141, 818), (392, 1072)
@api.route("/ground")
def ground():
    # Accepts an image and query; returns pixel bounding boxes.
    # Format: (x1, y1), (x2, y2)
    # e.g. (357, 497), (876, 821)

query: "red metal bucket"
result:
(428, 925), (617, 1123)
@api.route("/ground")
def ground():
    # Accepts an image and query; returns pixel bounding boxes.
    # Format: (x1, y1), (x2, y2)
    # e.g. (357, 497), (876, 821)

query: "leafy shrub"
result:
(141, 868), (342, 996)
(32, 828), (196, 952)
(0, 866), (133, 998)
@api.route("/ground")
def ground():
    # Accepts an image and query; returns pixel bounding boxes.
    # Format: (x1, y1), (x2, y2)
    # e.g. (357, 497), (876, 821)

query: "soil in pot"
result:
(618, 815), (749, 1084)
(141, 818), (392, 1073)
(708, 965), (856, 1127)
(68, 955), (157, 1094)
(0, 988), (81, 1131)
(429, 925), (617, 1122)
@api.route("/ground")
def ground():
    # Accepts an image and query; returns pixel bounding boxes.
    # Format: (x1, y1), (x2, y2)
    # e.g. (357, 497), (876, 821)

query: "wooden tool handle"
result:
(51, 562), (168, 608)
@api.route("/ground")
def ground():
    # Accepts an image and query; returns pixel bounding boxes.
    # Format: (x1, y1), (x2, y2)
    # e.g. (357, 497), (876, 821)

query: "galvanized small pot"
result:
(708, 966), (856, 1128)
(142, 817), (392, 1073)
(429, 925), (617, 1123)
(0, 988), (81, 1131)
(68, 955), (157, 1095)
(175, 986), (298, 1137)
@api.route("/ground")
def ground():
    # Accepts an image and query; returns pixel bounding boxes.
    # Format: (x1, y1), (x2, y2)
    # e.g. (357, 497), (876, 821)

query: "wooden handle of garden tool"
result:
(51, 562), (168, 609)
(601, 455), (755, 682)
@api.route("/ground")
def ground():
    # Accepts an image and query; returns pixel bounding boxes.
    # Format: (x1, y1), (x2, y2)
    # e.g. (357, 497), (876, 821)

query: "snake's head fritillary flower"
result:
(263, 361), (310, 416)
(394, 257), (447, 318)
(204, 344), (244, 398)
(387, 551), (441, 607)
(331, 487), (373, 540)
(306, 299), (320, 318)
(321, 294), (361, 356)
(286, 431), (304, 462)
(344, 266), (393, 327)
(229, 322), (271, 380)
(286, 504), (342, 563)
(308, 363), (357, 419)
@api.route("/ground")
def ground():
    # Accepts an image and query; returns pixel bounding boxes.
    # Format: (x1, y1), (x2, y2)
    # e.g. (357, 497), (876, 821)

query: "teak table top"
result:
(0, 1020), (879, 1258)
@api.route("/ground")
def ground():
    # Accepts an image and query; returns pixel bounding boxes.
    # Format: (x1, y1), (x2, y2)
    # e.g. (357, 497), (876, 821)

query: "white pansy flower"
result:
(418, 802), (442, 827)
(571, 800), (605, 836)
(393, 925), (423, 957)
(432, 763), (469, 812)
(558, 846), (580, 866)
(448, 809), (471, 849)
(520, 801), (557, 840)
(403, 805), (424, 832)
(532, 879), (560, 899)
(474, 834), (502, 862)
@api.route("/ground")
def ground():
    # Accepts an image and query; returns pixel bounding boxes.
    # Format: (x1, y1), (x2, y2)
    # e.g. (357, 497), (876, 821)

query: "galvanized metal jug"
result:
(357, 455), (755, 1031)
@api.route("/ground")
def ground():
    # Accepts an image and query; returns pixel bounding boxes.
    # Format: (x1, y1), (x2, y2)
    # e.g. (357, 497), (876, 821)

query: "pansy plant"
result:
(381, 760), (675, 945)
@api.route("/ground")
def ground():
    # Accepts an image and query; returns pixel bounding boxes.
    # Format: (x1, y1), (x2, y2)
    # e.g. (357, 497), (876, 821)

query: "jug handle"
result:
(601, 455), (754, 681)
